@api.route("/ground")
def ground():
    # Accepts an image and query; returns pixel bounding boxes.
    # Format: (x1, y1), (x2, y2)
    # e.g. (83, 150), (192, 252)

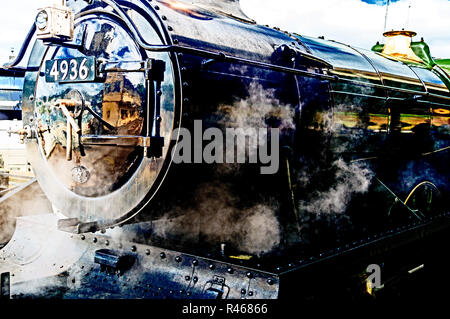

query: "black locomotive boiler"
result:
(0, 0), (449, 300)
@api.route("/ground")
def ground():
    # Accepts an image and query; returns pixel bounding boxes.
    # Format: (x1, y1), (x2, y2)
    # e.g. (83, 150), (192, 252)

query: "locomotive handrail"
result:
(6, 0), (449, 104)
(100, 0), (450, 103)
(3, 24), (36, 69)
(101, 0), (338, 78)
(331, 39), (387, 88)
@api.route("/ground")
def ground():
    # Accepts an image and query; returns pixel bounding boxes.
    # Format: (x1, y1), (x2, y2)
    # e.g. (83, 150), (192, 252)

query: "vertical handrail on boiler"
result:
(3, 24), (37, 70)
(145, 60), (154, 158)
(144, 59), (166, 158)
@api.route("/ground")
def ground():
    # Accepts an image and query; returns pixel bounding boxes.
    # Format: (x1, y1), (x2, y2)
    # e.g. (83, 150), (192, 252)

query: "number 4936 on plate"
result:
(45, 57), (96, 83)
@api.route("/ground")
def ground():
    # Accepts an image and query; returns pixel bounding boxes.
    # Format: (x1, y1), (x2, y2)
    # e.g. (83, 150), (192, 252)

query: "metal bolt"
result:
(192, 259), (199, 266)
(167, 26), (173, 31)
(241, 289), (246, 295)
(246, 272), (253, 278)
(227, 267), (234, 274)
(185, 276), (191, 281)
(92, 237), (97, 243)
(175, 256), (182, 263)
(193, 277), (198, 283)
(267, 279), (274, 285)
(160, 252), (166, 259)
(209, 264), (215, 270)
(81, 235), (85, 240)
(131, 246), (137, 252)
(145, 249), (150, 256)
(248, 291), (254, 296)
(105, 240), (109, 246)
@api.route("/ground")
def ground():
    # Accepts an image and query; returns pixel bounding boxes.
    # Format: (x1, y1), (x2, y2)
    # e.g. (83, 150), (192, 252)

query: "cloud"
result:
(241, 0), (450, 58)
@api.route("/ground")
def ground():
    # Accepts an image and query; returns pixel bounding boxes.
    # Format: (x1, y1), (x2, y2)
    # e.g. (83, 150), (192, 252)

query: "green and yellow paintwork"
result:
(435, 59), (450, 76)
(372, 39), (450, 87)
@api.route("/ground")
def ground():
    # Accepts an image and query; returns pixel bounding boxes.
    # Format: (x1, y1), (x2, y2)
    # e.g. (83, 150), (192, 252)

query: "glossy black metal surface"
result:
(0, 0), (448, 300)
(16, 0), (447, 246)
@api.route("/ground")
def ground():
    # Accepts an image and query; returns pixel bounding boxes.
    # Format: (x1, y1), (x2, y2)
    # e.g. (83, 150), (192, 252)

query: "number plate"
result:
(45, 57), (96, 83)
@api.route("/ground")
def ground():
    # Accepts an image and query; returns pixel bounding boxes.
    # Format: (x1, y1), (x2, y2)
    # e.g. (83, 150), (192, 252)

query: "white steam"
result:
(299, 159), (374, 215)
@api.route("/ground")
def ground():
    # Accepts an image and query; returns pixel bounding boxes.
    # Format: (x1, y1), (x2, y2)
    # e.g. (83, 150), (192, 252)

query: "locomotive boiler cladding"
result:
(3, 0), (450, 260)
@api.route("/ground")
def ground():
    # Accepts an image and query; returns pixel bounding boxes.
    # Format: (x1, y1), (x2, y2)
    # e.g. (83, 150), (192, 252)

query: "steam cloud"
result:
(299, 159), (374, 215)
(152, 82), (295, 256)
(152, 82), (377, 255)
(151, 182), (281, 256)
(0, 181), (52, 245)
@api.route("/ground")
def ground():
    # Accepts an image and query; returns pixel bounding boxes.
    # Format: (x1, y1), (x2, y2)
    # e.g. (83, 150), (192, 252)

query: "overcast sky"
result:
(0, 0), (449, 64)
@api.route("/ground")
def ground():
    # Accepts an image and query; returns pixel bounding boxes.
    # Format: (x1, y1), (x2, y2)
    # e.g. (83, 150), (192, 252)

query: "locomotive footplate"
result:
(0, 212), (448, 299)
(0, 214), (279, 299)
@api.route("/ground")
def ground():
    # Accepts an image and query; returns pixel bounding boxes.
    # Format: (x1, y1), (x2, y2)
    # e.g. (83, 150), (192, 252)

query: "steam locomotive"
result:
(0, 0), (448, 300)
